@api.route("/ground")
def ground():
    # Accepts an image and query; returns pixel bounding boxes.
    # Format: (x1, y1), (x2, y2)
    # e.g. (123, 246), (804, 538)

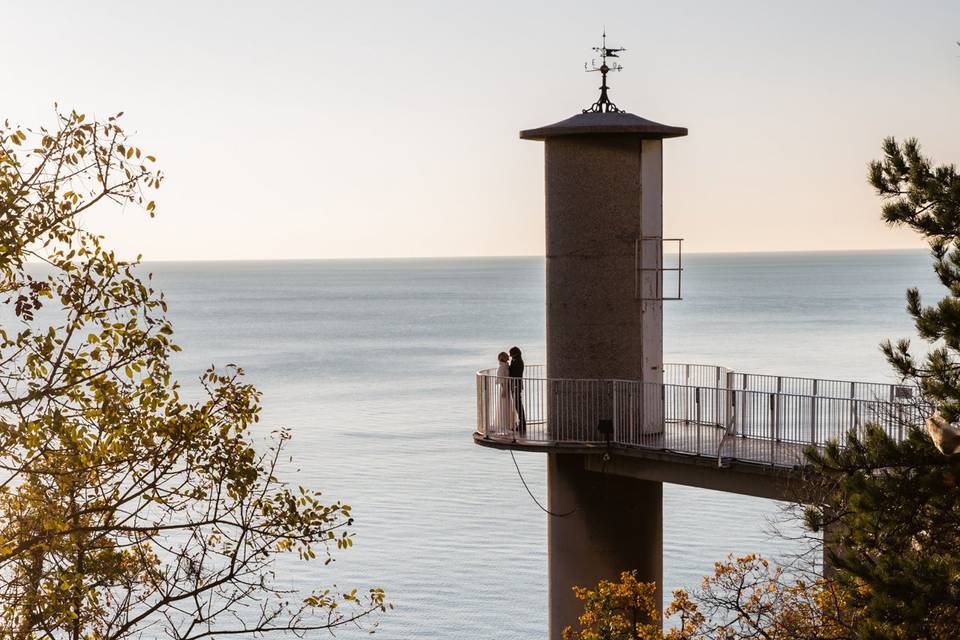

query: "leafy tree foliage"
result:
(665, 555), (855, 640)
(565, 560), (853, 640)
(563, 570), (662, 640)
(793, 137), (960, 639)
(803, 425), (960, 640)
(0, 110), (387, 639)
(676, 139), (960, 639)
(870, 137), (960, 419)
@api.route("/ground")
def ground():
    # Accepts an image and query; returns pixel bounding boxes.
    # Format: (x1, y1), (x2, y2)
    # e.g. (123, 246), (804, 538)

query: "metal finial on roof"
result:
(583, 30), (626, 114)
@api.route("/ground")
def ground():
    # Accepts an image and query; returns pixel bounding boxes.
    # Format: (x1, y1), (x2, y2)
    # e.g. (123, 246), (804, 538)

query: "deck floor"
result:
(481, 422), (817, 469)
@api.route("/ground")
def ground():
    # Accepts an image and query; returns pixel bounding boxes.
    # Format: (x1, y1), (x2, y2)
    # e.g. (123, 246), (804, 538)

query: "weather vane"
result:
(583, 30), (625, 114)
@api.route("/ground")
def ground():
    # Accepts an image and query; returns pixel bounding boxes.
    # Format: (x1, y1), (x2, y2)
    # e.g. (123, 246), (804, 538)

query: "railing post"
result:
(769, 393), (776, 466)
(898, 402), (905, 443)
(477, 374), (486, 437)
(810, 379), (818, 445)
(810, 395), (817, 445)
(695, 386), (702, 454)
(716, 366), (723, 428)
(889, 385), (900, 441)
(731, 391), (738, 459)
(725, 371), (736, 436)
(613, 381), (620, 443)
(853, 399), (860, 436)
(849, 381), (856, 440)
(659, 382), (666, 445)
(776, 375), (783, 443)
(893, 385), (905, 443)
(744, 374), (753, 437)
(773, 391), (780, 442)
(556, 379), (563, 442)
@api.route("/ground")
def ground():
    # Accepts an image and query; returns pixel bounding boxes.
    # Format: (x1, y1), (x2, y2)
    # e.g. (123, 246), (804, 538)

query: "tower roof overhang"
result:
(519, 111), (687, 141)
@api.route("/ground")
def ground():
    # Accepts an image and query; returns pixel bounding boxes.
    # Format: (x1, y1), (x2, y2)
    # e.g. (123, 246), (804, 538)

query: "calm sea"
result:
(149, 250), (936, 639)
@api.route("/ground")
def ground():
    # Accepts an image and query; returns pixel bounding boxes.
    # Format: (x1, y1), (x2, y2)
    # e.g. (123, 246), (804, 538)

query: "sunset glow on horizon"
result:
(3, 0), (957, 260)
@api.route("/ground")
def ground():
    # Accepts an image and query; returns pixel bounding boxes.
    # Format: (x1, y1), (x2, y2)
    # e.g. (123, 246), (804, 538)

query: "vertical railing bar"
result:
(810, 395), (817, 445)
(769, 392), (775, 465)
(696, 386), (702, 455)
(888, 384), (898, 443)
(743, 374), (750, 438)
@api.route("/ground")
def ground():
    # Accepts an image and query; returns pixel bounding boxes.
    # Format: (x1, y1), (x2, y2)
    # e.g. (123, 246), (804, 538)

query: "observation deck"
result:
(475, 364), (927, 497)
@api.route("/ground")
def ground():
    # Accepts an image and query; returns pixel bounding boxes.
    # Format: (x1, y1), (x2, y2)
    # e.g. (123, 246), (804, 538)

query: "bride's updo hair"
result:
(498, 351), (509, 363)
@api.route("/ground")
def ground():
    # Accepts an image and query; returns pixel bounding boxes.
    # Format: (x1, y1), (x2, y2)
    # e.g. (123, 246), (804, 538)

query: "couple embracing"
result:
(493, 346), (527, 437)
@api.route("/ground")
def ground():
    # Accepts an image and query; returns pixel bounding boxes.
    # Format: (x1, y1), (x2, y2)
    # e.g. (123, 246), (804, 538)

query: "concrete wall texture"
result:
(541, 133), (666, 638)
(543, 135), (663, 384)
(547, 454), (662, 638)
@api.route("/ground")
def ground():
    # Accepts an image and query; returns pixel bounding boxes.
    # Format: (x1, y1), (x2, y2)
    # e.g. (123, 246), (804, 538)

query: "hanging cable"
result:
(509, 450), (576, 517)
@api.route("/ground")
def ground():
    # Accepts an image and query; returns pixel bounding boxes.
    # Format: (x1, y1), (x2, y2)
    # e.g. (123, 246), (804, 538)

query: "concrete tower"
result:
(519, 39), (687, 638)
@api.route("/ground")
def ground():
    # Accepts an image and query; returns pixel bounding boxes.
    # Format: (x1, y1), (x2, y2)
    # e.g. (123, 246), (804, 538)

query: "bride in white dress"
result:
(492, 351), (514, 435)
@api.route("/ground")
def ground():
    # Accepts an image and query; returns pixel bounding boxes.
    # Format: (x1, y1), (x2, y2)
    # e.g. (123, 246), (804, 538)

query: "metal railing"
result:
(475, 363), (929, 468)
(661, 363), (915, 402)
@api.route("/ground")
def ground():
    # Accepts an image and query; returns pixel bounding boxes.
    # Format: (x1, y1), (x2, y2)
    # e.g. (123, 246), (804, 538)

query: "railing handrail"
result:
(477, 368), (647, 386)
(666, 362), (913, 395)
(475, 366), (929, 468)
(477, 373), (919, 407)
(477, 363), (915, 400)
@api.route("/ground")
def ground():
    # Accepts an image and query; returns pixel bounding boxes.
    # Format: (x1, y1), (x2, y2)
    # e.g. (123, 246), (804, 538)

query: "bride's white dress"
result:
(492, 361), (515, 435)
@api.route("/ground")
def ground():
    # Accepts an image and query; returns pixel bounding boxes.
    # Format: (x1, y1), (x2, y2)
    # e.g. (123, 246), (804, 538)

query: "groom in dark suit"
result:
(508, 346), (527, 434)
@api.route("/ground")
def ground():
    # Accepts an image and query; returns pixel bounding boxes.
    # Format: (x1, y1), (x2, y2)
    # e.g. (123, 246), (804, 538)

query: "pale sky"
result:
(3, 1), (958, 260)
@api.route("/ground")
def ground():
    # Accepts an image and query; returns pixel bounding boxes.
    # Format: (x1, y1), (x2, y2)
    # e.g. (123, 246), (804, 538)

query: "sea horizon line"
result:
(122, 246), (929, 264)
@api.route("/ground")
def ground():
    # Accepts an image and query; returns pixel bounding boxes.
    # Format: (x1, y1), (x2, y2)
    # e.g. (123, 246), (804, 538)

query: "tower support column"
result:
(518, 46), (686, 639)
(547, 453), (663, 639)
